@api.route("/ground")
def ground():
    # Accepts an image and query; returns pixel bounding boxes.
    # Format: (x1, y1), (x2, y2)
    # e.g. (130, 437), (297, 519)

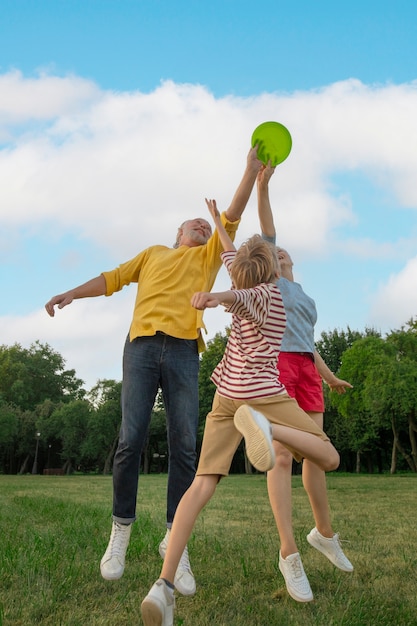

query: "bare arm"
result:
(45, 275), (107, 317)
(191, 290), (236, 310)
(257, 163), (276, 238)
(205, 198), (235, 252)
(314, 350), (353, 394)
(224, 146), (262, 222)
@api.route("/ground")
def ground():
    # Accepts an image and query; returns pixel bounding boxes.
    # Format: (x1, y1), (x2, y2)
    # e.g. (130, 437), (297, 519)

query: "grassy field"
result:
(1, 472), (416, 626)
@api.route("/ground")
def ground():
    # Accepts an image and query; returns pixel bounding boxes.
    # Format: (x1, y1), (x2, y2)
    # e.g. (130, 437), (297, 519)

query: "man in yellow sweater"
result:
(45, 146), (262, 595)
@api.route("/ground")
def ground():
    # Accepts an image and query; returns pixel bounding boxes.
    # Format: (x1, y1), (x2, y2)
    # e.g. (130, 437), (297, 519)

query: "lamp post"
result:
(32, 432), (41, 474)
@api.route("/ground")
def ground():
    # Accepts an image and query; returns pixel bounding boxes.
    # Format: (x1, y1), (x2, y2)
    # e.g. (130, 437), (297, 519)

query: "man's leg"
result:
(161, 337), (199, 523)
(101, 335), (162, 580)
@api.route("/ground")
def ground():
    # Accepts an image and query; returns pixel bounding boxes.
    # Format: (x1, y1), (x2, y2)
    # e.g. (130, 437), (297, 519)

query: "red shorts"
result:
(278, 352), (325, 413)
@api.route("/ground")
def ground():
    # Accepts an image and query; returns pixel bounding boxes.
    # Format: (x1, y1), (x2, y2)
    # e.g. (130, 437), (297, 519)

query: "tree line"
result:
(1, 319), (416, 475)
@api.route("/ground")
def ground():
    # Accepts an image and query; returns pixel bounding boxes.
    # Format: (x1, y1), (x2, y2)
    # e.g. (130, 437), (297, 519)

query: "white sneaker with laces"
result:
(141, 579), (175, 626)
(159, 529), (196, 596)
(307, 527), (353, 572)
(279, 551), (313, 603)
(100, 521), (132, 580)
(233, 405), (276, 472)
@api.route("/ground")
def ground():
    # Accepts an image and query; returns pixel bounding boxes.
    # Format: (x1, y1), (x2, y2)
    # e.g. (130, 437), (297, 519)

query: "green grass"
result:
(1, 473), (416, 625)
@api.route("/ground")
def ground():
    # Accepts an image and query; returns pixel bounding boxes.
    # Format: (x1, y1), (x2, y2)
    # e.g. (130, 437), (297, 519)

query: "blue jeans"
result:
(112, 333), (199, 524)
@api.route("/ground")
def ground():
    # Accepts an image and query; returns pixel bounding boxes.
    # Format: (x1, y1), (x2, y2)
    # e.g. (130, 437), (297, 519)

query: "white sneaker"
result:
(279, 551), (313, 603)
(100, 521), (132, 580)
(141, 579), (175, 626)
(159, 529), (196, 596)
(233, 405), (276, 472)
(307, 527), (354, 572)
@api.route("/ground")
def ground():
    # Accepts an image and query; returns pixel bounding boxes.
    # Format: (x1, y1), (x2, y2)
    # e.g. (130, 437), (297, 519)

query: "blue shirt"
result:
(278, 277), (317, 352)
(262, 233), (317, 352)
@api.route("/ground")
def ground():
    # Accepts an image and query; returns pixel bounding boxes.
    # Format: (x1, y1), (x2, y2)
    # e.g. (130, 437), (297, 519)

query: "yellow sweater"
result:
(102, 213), (239, 352)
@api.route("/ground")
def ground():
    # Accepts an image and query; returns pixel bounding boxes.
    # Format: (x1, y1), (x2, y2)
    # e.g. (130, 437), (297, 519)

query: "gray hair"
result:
(173, 221), (186, 248)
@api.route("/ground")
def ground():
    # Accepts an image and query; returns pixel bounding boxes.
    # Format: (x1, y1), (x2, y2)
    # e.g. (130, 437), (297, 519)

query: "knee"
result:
(191, 476), (218, 503)
(274, 447), (293, 472)
(322, 448), (340, 472)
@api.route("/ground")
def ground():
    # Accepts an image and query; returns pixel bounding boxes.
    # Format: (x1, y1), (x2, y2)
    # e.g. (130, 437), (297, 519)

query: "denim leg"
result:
(112, 335), (162, 522)
(160, 337), (200, 524)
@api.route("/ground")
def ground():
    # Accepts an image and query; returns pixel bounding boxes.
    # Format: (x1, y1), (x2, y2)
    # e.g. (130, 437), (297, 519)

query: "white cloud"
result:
(0, 69), (100, 126)
(1, 293), (134, 388)
(1, 71), (417, 387)
(2, 75), (417, 253)
(369, 257), (417, 331)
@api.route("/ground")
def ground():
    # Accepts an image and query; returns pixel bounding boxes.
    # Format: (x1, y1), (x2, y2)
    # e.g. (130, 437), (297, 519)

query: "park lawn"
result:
(0, 472), (416, 626)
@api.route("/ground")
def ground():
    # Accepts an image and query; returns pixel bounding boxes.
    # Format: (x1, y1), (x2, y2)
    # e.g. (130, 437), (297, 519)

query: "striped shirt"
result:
(211, 250), (287, 399)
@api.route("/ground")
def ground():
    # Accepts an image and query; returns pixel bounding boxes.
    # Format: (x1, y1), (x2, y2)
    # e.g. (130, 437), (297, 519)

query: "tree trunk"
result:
(390, 436), (397, 474)
(244, 450), (253, 474)
(395, 439), (416, 472)
(103, 436), (118, 475)
(63, 459), (72, 475)
(355, 450), (361, 473)
(18, 454), (30, 475)
(408, 414), (417, 472)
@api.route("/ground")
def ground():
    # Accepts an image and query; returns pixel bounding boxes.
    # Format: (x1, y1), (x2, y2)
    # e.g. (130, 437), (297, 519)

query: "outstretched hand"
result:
(328, 377), (353, 394)
(205, 198), (221, 223)
(45, 293), (74, 317)
(257, 162), (276, 187)
(247, 145), (263, 173)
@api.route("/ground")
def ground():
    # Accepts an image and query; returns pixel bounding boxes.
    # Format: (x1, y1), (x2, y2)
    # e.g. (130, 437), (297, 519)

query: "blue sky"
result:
(1, 0), (417, 389)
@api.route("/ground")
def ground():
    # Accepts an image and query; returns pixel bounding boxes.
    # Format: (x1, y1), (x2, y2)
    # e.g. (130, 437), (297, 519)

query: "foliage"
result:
(331, 336), (386, 460)
(1, 318), (417, 475)
(82, 380), (123, 473)
(332, 320), (417, 473)
(0, 341), (85, 411)
(198, 330), (229, 427)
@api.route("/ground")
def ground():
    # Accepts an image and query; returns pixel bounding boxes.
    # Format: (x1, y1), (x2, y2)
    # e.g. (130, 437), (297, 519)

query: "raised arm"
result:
(205, 198), (235, 252)
(257, 163), (276, 238)
(224, 146), (262, 222)
(45, 275), (107, 317)
(191, 289), (236, 310)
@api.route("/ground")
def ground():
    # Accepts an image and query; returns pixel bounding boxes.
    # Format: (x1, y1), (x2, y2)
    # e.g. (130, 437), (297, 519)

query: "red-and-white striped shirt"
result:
(211, 250), (287, 399)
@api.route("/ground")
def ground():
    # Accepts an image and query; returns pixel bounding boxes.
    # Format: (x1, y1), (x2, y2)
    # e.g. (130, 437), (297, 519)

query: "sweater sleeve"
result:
(227, 285), (273, 327)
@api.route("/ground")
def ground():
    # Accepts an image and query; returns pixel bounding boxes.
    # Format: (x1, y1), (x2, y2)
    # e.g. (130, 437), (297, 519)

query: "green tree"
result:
(364, 321), (417, 472)
(49, 400), (92, 473)
(145, 394), (168, 474)
(0, 341), (85, 411)
(317, 327), (381, 470)
(82, 380), (123, 473)
(198, 330), (228, 431)
(331, 336), (385, 472)
(316, 326), (365, 373)
(15, 408), (38, 474)
(0, 401), (19, 473)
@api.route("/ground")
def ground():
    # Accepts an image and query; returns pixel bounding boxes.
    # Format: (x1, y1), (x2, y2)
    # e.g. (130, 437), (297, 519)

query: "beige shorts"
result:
(197, 391), (329, 477)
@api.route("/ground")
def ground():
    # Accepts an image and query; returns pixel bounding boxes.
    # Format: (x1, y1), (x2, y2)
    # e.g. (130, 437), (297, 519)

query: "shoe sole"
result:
(174, 571), (196, 596)
(100, 570), (123, 581)
(307, 533), (353, 572)
(234, 405), (275, 472)
(278, 562), (313, 603)
(141, 599), (164, 626)
(100, 563), (124, 581)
